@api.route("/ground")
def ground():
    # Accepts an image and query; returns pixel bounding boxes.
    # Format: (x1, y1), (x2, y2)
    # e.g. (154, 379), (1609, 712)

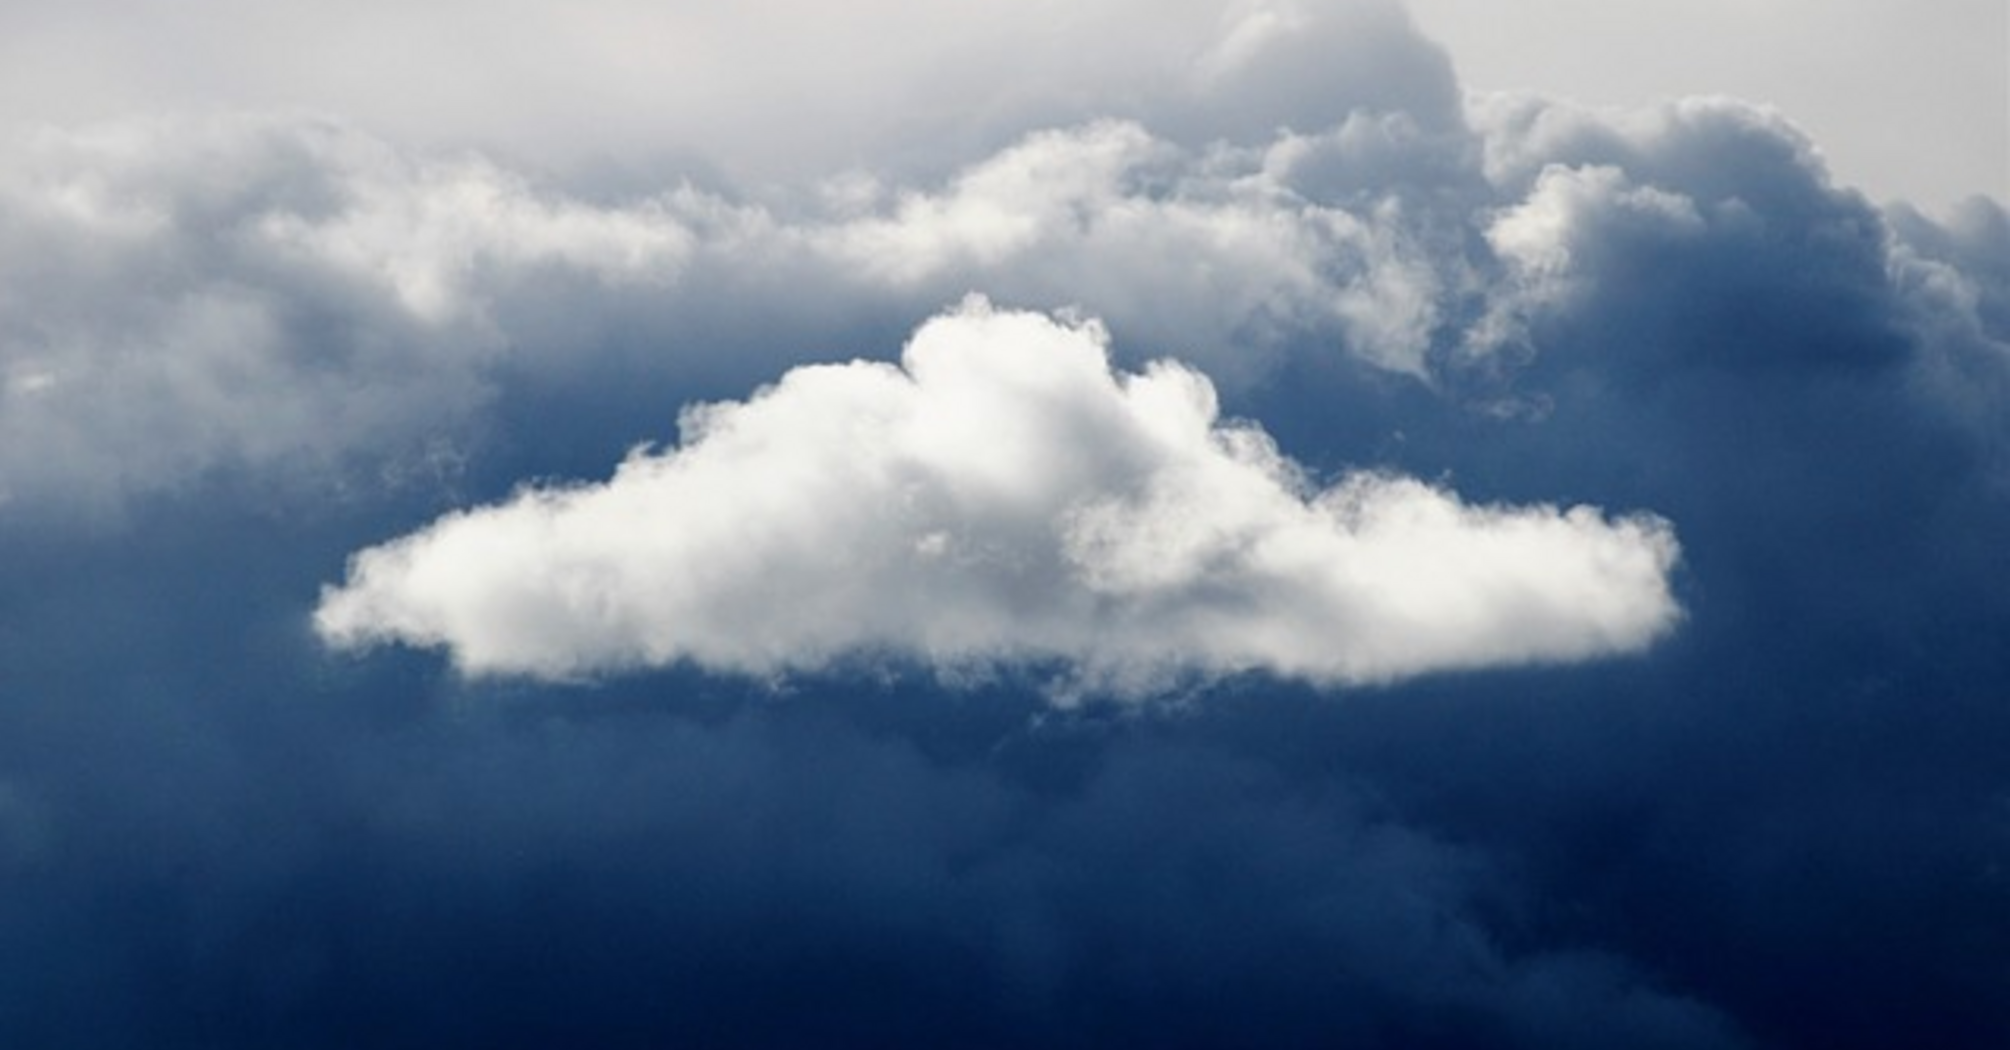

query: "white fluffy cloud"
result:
(316, 300), (1681, 696)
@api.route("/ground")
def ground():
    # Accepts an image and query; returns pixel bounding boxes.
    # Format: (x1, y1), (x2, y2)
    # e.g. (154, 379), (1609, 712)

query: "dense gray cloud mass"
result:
(14, 92), (1910, 516)
(0, 106), (1469, 512)
(17, 88), (1980, 518)
(0, 115), (689, 512)
(318, 300), (1680, 692)
(2, 2), (2009, 1048)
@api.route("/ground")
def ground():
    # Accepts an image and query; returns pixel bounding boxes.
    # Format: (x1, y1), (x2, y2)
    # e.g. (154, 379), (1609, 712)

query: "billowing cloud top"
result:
(316, 300), (1680, 696)
(13, 86), (1995, 517)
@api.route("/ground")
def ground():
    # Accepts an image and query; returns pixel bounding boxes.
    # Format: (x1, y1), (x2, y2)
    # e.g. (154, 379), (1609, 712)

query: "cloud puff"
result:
(1457, 96), (1923, 379)
(793, 118), (1459, 377)
(317, 300), (1680, 695)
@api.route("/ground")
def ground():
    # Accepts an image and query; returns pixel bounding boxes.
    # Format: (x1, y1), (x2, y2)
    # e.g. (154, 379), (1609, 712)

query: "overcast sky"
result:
(1, 3), (2007, 1048)
(6, 0), (2000, 206)
(1408, 0), (2008, 212)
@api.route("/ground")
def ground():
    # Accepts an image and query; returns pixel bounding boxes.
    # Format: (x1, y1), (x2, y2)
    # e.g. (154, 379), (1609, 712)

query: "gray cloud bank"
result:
(2, 91), (1999, 519)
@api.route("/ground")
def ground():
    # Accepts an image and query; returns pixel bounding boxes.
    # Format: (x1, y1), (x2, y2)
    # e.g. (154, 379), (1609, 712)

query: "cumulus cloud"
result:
(1455, 95), (1925, 380)
(317, 300), (1680, 694)
(793, 118), (1460, 377)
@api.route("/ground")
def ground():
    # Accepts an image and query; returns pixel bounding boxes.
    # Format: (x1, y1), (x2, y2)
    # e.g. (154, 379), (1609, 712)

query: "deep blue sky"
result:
(1, 3), (2006, 1047)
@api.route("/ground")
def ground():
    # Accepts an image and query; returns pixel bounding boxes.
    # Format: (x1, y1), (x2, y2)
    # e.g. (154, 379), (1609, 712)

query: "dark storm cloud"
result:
(0, 537), (1746, 1048)
(0, 2), (2008, 1047)
(1289, 98), (2010, 1049)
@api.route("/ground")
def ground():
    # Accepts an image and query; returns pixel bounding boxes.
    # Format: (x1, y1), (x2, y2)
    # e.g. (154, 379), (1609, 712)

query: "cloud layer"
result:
(317, 300), (1680, 693)
(0, 112), (1460, 512)
(10, 89), (1993, 517)
(3, 3), (2010, 1046)
(0, 0), (1457, 183)
(0, 115), (690, 511)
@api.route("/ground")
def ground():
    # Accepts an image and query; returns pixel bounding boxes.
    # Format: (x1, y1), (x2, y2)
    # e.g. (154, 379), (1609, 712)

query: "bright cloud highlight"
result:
(317, 300), (1680, 695)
